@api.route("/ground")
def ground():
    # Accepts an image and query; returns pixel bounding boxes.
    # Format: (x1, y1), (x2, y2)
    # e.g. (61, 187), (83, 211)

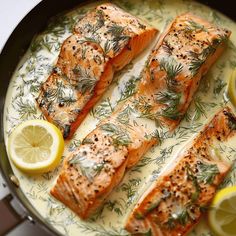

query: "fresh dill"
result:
(185, 19), (207, 33)
(107, 24), (125, 37)
(118, 76), (140, 102)
(14, 98), (37, 119)
(186, 96), (217, 121)
(186, 164), (201, 202)
(73, 66), (97, 94)
(156, 90), (182, 120)
(188, 33), (228, 75)
(120, 178), (141, 206)
(159, 58), (183, 89)
(213, 78), (226, 96)
(196, 162), (219, 184)
(82, 137), (94, 145)
(116, 105), (134, 125)
(68, 155), (105, 182)
(100, 123), (131, 147)
(92, 98), (114, 120)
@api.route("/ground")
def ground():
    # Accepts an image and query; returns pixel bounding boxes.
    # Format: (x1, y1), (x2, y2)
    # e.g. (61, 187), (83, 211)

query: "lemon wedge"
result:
(8, 120), (64, 174)
(228, 69), (236, 107)
(208, 186), (236, 236)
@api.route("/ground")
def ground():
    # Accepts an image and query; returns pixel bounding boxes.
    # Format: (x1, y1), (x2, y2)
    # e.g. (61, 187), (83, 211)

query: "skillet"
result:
(0, 0), (235, 235)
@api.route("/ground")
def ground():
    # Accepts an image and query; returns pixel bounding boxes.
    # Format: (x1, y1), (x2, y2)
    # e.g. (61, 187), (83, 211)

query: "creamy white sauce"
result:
(3, 0), (236, 235)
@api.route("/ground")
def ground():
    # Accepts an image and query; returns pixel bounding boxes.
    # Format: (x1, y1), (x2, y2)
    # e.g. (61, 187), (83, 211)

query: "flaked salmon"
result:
(36, 3), (158, 139)
(125, 107), (236, 236)
(50, 13), (230, 219)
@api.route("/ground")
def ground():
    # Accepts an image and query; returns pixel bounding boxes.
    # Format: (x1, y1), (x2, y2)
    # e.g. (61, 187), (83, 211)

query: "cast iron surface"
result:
(0, 0), (234, 235)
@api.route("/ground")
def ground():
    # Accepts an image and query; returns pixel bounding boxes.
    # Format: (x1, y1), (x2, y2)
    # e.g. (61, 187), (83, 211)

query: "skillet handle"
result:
(0, 194), (25, 236)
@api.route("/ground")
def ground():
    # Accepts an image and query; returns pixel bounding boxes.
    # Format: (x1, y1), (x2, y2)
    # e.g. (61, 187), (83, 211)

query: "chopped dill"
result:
(73, 66), (97, 94)
(92, 98), (114, 120)
(118, 76), (140, 102)
(100, 123), (131, 147)
(69, 155), (105, 182)
(159, 58), (183, 89)
(196, 162), (219, 184)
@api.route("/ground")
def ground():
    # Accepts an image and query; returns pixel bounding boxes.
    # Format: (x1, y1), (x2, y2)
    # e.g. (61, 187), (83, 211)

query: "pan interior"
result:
(3, 0), (236, 235)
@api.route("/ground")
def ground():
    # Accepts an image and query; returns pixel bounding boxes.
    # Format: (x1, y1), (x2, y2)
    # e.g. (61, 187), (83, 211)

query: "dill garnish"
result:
(185, 19), (207, 33)
(190, 97), (217, 121)
(107, 24), (125, 37)
(188, 33), (228, 75)
(213, 78), (226, 96)
(14, 98), (37, 119)
(196, 162), (219, 184)
(73, 66), (97, 94)
(69, 155), (105, 182)
(159, 58), (183, 89)
(116, 105), (134, 125)
(92, 98), (114, 120)
(156, 90), (182, 120)
(82, 138), (94, 145)
(186, 164), (201, 202)
(118, 76), (140, 102)
(100, 123), (131, 147)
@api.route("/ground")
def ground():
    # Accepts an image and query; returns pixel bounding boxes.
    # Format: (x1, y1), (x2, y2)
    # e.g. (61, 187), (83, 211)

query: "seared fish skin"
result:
(50, 13), (230, 220)
(36, 3), (158, 139)
(125, 107), (236, 236)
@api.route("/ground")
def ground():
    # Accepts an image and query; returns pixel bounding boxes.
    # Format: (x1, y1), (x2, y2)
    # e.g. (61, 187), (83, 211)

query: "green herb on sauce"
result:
(213, 78), (227, 96)
(92, 98), (114, 120)
(116, 105), (134, 125)
(100, 123), (131, 146)
(118, 76), (140, 102)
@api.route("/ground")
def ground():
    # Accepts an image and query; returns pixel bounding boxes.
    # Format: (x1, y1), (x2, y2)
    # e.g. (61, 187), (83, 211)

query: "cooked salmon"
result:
(50, 13), (230, 219)
(36, 3), (158, 139)
(125, 107), (236, 236)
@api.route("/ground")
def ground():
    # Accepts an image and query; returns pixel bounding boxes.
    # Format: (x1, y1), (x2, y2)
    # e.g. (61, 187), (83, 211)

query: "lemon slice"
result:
(228, 69), (236, 107)
(208, 186), (236, 236)
(8, 120), (64, 174)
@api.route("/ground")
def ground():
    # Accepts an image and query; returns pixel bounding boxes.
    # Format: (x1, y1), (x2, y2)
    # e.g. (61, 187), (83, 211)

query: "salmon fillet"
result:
(36, 3), (158, 139)
(50, 13), (230, 219)
(125, 107), (236, 236)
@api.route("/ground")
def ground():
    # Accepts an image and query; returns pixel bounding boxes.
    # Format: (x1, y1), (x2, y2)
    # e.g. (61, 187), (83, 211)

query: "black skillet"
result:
(0, 0), (235, 235)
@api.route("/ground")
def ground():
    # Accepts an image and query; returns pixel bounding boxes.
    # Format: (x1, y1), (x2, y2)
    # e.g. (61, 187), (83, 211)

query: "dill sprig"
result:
(185, 19), (208, 33)
(190, 97), (217, 121)
(92, 98), (114, 120)
(196, 162), (219, 184)
(156, 90), (182, 120)
(100, 123), (131, 147)
(15, 98), (37, 119)
(186, 164), (201, 202)
(69, 155), (105, 182)
(213, 78), (226, 96)
(159, 58), (183, 89)
(107, 24), (125, 37)
(73, 66), (97, 94)
(188, 33), (228, 75)
(118, 76), (140, 102)
(116, 105), (134, 125)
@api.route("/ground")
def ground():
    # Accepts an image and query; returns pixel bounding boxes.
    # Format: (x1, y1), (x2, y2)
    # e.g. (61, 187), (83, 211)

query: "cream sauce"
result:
(3, 0), (236, 235)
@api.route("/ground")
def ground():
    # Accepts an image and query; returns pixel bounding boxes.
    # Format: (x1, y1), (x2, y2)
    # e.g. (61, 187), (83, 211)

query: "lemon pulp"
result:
(8, 120), (64, 174)
(208, 186), (236, 236)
